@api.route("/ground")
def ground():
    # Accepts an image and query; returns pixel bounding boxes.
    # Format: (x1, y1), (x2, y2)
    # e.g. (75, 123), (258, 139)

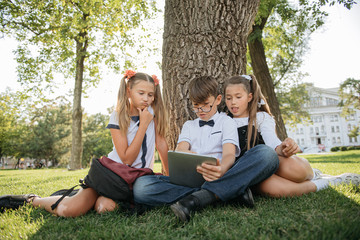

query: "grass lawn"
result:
(1, 150), (360, 240)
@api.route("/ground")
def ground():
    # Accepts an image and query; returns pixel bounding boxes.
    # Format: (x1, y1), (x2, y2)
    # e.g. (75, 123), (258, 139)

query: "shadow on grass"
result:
(25, 187), (360, 240)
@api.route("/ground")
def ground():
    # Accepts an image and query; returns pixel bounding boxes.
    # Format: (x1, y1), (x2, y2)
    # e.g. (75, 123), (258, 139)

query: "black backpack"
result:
(50, 158), (131, 210)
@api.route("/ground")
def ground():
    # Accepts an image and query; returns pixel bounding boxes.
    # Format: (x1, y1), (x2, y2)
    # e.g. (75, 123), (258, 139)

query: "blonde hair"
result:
(224, 74), (271, 150)
(115, 72), (168, 137)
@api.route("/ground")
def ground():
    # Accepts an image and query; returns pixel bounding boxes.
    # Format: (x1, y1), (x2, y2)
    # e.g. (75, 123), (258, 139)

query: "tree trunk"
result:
(248, 27), (287, 140)
(163, 0), (260, 149)
(69, 36), (87, 170)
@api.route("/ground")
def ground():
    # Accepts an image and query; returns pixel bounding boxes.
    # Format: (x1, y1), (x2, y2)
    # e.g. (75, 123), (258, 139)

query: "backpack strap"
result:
(50, 179), (87, 210)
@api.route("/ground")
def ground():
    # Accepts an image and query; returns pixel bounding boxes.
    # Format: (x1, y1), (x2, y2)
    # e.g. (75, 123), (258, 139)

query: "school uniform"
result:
(233, 112), (282, 158)
(178, 112), (240, 160)
(50, 107), (158, 208)
(133, 111), (279, 206)
(107, 106), (156, 169)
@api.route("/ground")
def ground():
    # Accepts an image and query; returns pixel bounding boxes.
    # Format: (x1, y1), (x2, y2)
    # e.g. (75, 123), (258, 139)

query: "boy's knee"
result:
(133, 176), (161, 204)
(254, 145), (277, 157)
(133, 178), (150, 203)
(256, 145), (279, 167)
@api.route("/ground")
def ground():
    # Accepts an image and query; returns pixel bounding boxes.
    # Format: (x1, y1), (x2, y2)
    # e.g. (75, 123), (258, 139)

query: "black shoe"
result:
(237, 188), (255, 208)
(170, 195), (200, 222)
(0, 194), (37, 212)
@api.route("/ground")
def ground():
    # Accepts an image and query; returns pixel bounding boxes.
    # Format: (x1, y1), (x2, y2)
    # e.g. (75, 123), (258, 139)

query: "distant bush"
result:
(340, 146), (348, 151)
(331, 147), (339, 152)
(347, 146), (356, 150)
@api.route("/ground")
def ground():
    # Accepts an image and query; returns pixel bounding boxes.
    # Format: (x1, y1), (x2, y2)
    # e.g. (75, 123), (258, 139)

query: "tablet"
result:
(168, 151), (217, 188)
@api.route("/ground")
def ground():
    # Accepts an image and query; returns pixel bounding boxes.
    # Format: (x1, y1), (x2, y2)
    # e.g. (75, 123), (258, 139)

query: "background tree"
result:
(276, 83), (310, 127)
(0, 90), (17, 161)
(0, 0), (157, 169)
(0, 89), (30, 162)
(82, 112), (112, 167)
(25, 97), (72, 167)
(247, 0), (356, 140)
(338, 78), (360, 116)
(1, 89), (114, 167)
(162, 0), (261, 148)
(348, 126), (359, 141)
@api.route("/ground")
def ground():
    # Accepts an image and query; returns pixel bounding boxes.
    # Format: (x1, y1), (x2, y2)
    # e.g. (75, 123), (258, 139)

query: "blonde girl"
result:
(0, 70), (169, 216)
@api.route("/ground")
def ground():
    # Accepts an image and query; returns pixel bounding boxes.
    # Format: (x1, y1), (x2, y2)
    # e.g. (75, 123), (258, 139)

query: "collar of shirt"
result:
(196, 111), (220, 126)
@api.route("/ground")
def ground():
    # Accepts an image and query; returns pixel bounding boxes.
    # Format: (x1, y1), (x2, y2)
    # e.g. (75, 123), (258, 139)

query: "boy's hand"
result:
(276, 138), (301, 157)
(137, 107), (154, 127)
(197, 159), (224, 181)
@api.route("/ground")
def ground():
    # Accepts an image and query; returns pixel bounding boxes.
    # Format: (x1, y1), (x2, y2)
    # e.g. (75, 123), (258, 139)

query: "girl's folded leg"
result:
(276, 155), (314, 183)
(255, 174), (317, 197)
(32, 187), (99, 217)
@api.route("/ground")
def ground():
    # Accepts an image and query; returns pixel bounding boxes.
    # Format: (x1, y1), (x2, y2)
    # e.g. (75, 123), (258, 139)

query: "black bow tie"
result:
(199, 119), (214, 127)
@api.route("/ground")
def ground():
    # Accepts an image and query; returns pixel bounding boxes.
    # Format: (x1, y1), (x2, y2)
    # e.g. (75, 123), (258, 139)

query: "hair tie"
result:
(241, 75), (252, 81)
(258, 98), (266, 108)
(152, 75), (159, 86)
(123, 70), (136, 81)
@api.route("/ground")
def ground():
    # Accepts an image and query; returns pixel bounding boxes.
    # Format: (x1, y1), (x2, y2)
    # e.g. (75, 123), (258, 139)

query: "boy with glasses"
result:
(133, 76), (279, 222)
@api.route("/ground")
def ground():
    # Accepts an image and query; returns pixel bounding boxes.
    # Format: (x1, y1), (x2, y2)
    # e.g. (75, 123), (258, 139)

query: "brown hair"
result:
(189, 76), (219, 103)
(224, 75), (272, 150)
(115, 72), (168, 137)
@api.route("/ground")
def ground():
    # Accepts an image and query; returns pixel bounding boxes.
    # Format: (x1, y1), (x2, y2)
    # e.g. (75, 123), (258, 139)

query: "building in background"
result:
(286, 83), (360, 153)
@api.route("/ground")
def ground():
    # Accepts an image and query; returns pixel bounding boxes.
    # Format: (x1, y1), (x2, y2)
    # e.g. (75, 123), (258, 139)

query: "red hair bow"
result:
(124, 70), (136, 80)
(152, 75), (159, 86)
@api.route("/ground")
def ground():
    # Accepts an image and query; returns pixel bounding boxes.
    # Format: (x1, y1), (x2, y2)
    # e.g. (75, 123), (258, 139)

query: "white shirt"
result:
(106, 106), (156, 169)
(233, 112), (282, 150)
(178, 112), (240, 161)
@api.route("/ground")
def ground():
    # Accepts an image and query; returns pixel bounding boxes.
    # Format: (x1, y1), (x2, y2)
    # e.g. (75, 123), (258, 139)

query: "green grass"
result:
(1, 151), (360, 240)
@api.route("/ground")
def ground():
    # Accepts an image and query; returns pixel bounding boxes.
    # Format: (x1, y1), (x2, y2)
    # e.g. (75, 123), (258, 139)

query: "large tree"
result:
(248, 0), (356, 140)
(0, 0), (157, 169)
(162, 0), (260, 148)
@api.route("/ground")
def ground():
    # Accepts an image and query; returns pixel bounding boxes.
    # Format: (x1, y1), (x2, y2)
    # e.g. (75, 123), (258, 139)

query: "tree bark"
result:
(69, 33), (88, 170)
(162, 0), (260, 149)
(248, 27), (287, 140)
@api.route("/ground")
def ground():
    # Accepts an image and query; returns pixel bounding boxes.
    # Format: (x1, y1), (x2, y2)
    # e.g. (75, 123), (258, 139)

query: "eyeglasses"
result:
(192, 99), (215, 113)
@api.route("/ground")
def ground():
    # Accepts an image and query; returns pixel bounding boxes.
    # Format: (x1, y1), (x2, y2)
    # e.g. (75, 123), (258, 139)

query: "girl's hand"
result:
(137, 107), (154, 127)
(278, 138), (301, 157)
(196, 159), (223, 181)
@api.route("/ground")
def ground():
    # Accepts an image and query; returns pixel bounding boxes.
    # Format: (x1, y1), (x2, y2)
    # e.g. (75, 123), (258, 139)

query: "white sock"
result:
(311, 178), (329, 191)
